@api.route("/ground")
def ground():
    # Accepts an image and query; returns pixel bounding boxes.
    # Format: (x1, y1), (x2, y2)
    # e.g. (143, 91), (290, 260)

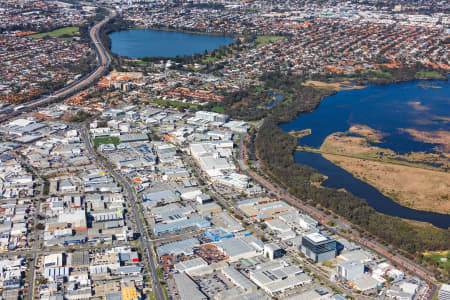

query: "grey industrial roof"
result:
(156, 238), (200, 257)
(222, 266), (256, 291)
(216, 237), (255, 258)
(173, 273), (207, 300)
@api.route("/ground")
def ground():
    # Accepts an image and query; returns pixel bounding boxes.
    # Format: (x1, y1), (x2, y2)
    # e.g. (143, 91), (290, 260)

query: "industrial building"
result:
(287, 289), (332, 300)
(195, 111), (229, 123)
(337, 260), (364, 281)
(205, 228), (234, 242)
(350, 275), (379, 291)
(215, 237), (262, 262)
(222, 266), (257, 292)
(298, 214), (319, 230)
(121, 286), (141, 300)
(156, 238), (200, 257)
(174, 258), (208, 274)
(153, 217), (210, 235)
(142, 190), (179, 208)
(215, 212), (245, 233)
(300, 232), (337, 263)
(173, 273), (207, 300)
(249, 259), (312, 296)
(238, 199), (292, 220)
(264, 243), (285, 260)
(438, 284), (450, 300)
(197, 202), (222, 215)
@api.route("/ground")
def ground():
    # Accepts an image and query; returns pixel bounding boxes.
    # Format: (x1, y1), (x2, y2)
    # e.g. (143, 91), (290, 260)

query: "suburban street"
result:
(80, 127), (165, 300)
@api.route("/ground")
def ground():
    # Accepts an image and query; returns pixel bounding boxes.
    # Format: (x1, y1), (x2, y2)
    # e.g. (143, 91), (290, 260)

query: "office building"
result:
(300, 232), (336, 263)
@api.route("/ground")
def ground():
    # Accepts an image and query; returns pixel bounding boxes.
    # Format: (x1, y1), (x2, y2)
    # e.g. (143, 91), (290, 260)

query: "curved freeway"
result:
(0, 9), (116, 121)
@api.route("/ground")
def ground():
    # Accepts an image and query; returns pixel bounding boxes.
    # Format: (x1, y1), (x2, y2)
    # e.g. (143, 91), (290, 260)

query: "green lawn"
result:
(370, 69), (392, 78)
(93, 136), (120, 148)
(326, 220), (337, 227)
(28, 26), (79, 39)
(124, 59), (154, 65)
(152, 99), (199, 110)
(201, 48), (242, 64)
(255, 35), (285, 48)
(211, 105), (225, 114)
(423, 251), (450, 275)
(416, 71), (446, 80)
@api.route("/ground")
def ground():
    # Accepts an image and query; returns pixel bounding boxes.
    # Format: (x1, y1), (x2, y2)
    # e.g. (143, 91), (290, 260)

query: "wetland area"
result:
(282, 79), (450, 228)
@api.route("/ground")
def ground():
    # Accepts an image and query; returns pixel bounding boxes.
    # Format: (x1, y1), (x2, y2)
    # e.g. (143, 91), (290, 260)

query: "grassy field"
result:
(303, 80), (366, 92)
(323, 153), (450, 214)
(211, 105), (225, 114)
(28, 26), (79, 39)
(124, 59), (154, 65)
(416, 71), (446, 80)
(370, 69), (393, 78)
(152, 99), (199, 110)
(93, 136), (120, 148)
(423, 251), (450, 276)
(255, 35), (285, 48)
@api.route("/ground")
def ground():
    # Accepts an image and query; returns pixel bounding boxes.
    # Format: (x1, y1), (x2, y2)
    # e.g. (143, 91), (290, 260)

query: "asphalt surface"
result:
(80, 127), (165, 300)
(14, 153), (43, 300)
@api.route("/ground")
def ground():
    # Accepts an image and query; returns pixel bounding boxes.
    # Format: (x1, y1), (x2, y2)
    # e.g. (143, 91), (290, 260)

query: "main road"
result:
(0, 9), (116, 121)
(80, 127), (165, 300)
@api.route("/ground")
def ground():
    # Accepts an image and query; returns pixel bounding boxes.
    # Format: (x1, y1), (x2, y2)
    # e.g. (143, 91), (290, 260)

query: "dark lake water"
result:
(109, 29), (234, 59)
(281, 79), (450, 228)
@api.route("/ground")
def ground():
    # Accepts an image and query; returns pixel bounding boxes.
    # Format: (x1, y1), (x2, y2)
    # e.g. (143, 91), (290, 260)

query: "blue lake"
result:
(281, 79), (450, 153)
(281, 79), (450, 228)
(109, 29), (234, 59)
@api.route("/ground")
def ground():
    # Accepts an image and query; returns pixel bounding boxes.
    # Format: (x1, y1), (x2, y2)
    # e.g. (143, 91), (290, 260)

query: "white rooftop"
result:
(306, 232), (327, 243)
